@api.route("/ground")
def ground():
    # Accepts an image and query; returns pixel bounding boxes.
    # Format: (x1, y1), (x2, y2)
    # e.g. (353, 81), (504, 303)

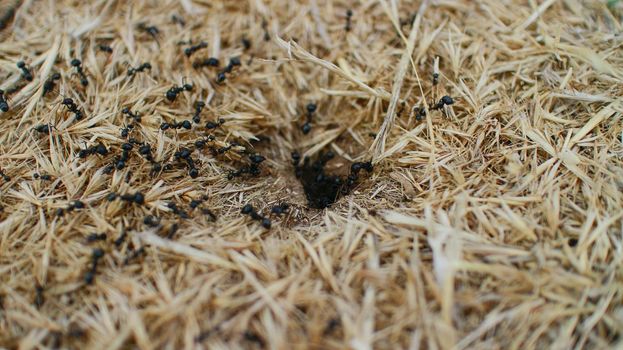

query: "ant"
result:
(241, 37), (251, 50)
(165, 223), (179, 239)
(62, 97), (84, 120)
(78, 142), (108, 158)
(228, 153), (264, 179)
(0, 89), (9, 112)
(0, 169), (10, 182)
(205, 118), (225, 129)
(127, 62), (151, 76)
(33, 173), (52, 181)
(86, 233), (107, 243)
(70, 59), (88, 86)
(166, 82), (193, 101)
(143, 215), (160, 227)
(324, 318), (341, 335)
(301, 103), (317, 134)
(345, 9), (353, 32)
(168, 202), (190, 218)
(99, 44), (113, 53)
(193, 57), (219, 69)
(43, 73), (61, 96)
(174, 147), (199, 178)
(33, 124), (52, 134)
(215, 57), (241, 84)
(171, 14), (185, 27)
(161, 120), (192, 130)
(223, 57), (241, 73)
(261, 19), (270, 41)
(121, 107), (141, 123)
(184, 41), (208, 57)
(123, 246), (145, 265)
(432, 95), (454, 110)
(0, 4), (16, 31)
(192, 101), (205, 123)
(291, 151), (301, 166)
(241, 204), (271, 228)
(138, 23), (160, 44)
(271, 203), (289, 215)
(84, 248), (104, 284)
(413, 106), (426, 122)
(34, 284), (45, 308)
(16, 61), (33, 81)
(114, 228), (127, 247)
(120, 192), (145, 205)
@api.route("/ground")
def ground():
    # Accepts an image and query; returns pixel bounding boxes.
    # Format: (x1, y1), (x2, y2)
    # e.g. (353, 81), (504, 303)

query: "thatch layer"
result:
(0, 0), (622, 348)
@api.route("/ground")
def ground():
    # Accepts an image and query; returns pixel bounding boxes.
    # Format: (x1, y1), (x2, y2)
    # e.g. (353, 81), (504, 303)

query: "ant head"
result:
(70, 59), (81, 67)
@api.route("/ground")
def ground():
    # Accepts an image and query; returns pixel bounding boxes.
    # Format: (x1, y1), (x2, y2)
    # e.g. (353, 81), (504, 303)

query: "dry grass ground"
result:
(0, 0), (622, 349)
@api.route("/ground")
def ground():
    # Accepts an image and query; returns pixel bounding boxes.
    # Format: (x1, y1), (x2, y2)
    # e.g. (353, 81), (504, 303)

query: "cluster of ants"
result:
(0, 11), (458, 334)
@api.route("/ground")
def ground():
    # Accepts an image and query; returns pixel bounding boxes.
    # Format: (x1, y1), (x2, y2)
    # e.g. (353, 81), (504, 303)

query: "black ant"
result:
(241, 37), (251, 50)
(164, 223), (179, 239)
(70, 59), (88, 86)
(192, 101), (205, 123)
(99, 44), (113, 53)
(84, 248), (104, 284)
(345, 9), (353, 32)
(432, 95), (454, 110)
(65, 200), (85, 213)
(193, 57), (219, 69)
(261, 19), (270, 41)
(16, 61), (33, 81)
(413, 106), (426, 122)
(205, 118), (225, 130)
(175, 147), (199, 178)
(184, 41), (208, 57)
(127, 62), (151, 76)
(223, 57), (241, 73)
(167, 202), (190, 218)
(34, 284), (45, 308)
(0, 89), (9, 112)
(271, 203), (289, 215)
(301, 103), (317, 134)
(0, 4), (16, 31)
(33, 173), (52, 181)
(143, 215), (160, 228)
(171, 14), (185, 27)
(228, 153), (264, 179)
(43, 73), (61, 96)
(120, 192), (145, 205)
(0, 169), (10, 182)
(121, 107), (141, 123)
(215, 57), (241, 84)
(241, 204), (271, 228)
(78, 142), (108, 158)
(324, 318), (341, 335)
(138, 23), (160, 44)
(123, 246), (145, 265)
(114, 228), (127, 247)
(166, 82), (193, 101)
(62, 97), (84, 120)
(86, 233), (107, 243)
(33, 124), (50, 134)
(243, 331), (265, 347)
(161, 120), (192, 130)
(291, 151), (301, 166)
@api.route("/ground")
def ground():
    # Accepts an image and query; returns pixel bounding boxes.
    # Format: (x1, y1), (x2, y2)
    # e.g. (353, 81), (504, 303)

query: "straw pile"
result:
(1, 0), (622, 348)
